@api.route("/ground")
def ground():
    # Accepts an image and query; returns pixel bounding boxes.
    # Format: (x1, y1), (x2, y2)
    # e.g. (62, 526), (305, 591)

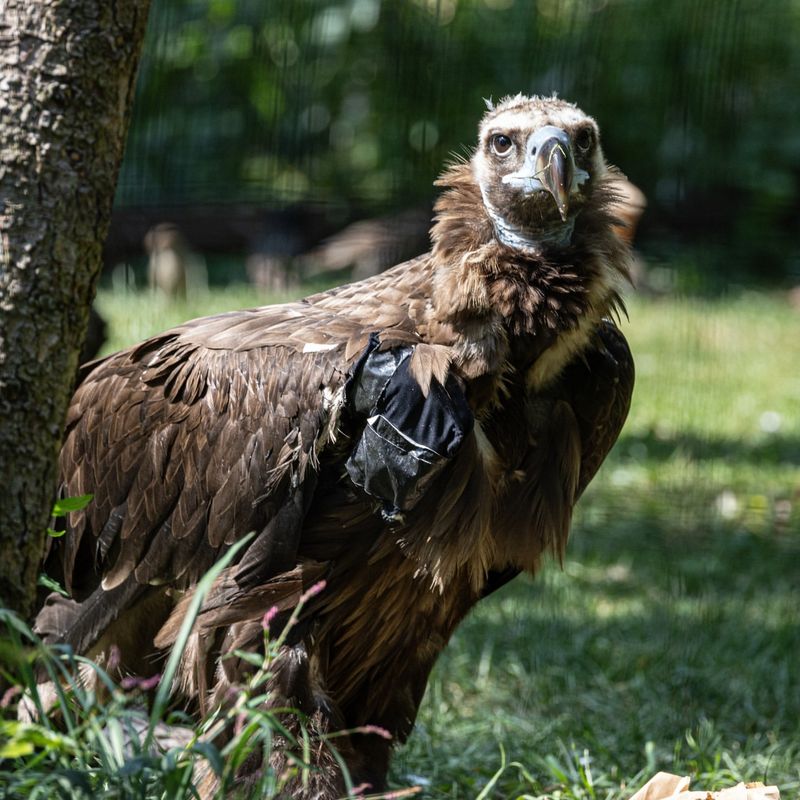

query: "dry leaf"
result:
(627, 773), (780, 800)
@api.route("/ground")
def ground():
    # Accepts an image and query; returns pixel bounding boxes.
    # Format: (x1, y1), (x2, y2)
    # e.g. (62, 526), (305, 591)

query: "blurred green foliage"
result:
(118, 0), (800, 287)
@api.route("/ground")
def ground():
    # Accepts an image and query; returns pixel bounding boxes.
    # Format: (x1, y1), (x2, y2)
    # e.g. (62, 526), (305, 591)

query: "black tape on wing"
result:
(345, 335), (473, 519)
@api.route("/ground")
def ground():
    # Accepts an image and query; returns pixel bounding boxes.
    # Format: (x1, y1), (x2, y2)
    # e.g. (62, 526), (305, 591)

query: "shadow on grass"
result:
(417, 513), (799, 788)
(615, 429), (800, 467)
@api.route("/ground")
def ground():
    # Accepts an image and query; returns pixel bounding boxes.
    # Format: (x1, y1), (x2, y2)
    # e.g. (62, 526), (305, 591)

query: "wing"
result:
(561, 318), (635, 497)
(481, 318), (634, 598)
(40, 298), (421, 658)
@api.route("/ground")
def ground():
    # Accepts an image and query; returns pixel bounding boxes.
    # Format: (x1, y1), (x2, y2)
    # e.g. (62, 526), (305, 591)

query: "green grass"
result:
(86, 288), (800, 797)
(0, 548), (368, 799)
(394, 292), (800, 798)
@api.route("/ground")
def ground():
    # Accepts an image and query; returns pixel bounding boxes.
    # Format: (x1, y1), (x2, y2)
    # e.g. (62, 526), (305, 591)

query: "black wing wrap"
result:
(345, 334), (473, 519)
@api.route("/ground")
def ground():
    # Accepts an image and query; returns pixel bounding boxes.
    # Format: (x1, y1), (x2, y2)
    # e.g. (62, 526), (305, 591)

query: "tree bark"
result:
(0, 0), (151, 616)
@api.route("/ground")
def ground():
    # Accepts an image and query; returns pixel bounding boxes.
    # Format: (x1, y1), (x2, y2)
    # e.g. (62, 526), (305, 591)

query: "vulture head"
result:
(432, 94), (628, 361)
(473, 94), (607, 249)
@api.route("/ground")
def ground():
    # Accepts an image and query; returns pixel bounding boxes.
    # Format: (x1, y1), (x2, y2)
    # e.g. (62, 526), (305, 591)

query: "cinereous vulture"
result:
(36, 94), (634, 797)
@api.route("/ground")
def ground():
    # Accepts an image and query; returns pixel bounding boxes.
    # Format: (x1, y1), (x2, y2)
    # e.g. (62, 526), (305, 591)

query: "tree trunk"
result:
(0, 0), (151, 616)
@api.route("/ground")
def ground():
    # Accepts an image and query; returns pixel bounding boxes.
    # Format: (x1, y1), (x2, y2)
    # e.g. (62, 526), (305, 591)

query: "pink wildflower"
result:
(120, 672), (161, 691)
(299, 579), (327, 605)
(261, 605), (280, 632)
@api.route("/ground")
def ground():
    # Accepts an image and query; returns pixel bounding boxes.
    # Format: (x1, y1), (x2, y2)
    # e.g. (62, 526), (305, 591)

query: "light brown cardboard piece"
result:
(627, 772), (780, 800)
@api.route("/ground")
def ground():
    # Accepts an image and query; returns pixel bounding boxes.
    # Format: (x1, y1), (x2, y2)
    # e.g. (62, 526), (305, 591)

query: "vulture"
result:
(36, 94), (634, 797)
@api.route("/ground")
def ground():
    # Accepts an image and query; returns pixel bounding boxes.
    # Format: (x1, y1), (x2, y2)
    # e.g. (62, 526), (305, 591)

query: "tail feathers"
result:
(153, 561), (326, 713)
(154, 561), (327, 649)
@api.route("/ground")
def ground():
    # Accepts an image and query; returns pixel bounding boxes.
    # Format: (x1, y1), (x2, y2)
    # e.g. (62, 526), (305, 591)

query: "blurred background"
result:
(105, 0), (800, 293)
(94, 2), (800, 797)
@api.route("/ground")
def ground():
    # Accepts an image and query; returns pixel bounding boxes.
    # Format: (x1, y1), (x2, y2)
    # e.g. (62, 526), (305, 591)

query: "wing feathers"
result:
(408, 343), (453, 396)
(52, 295), (428, 654)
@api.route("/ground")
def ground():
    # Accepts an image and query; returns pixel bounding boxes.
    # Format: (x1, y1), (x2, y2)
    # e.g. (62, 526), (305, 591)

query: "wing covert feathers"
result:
(56, 306), (361, 600)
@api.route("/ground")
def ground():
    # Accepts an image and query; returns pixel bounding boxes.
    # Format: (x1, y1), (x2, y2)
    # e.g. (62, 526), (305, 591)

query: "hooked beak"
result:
(501, 126), (589, 222)
(535, 136), (571, 221)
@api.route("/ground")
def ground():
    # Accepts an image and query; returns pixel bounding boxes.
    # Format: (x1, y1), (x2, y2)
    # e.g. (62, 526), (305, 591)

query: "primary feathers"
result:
(37, 94), (634, 797)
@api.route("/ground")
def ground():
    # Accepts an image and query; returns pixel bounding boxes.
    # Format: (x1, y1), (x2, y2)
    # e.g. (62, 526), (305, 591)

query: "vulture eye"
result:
(575, 126), (594, 153)
(490, 134), (513, 157)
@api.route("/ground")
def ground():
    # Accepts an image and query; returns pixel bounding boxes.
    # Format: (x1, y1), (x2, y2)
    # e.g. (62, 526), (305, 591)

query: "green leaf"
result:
(0, 608), (38, 640)
(105, 717), (126, 766)
(0, 739), (35, 758)
(118, 755), (152, 776)
(475, 743), (507, 800)
(46, 527), (65, 538)
(54, 769), (91, 793)
(190, 741), (225, 776)
(37, 573), (69, 598)
(52, 494), (93, 515)
(230, 649), (265, 667)
(145, 532), (255, 750)
(0, 719), (78, 759)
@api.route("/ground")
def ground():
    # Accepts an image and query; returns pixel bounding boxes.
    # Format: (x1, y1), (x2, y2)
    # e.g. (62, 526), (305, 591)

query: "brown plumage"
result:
(36, 94), (634, 797)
